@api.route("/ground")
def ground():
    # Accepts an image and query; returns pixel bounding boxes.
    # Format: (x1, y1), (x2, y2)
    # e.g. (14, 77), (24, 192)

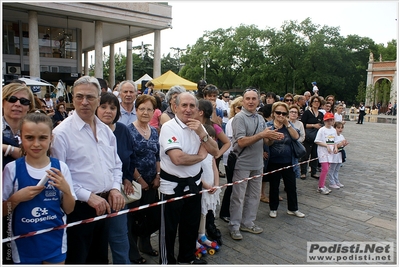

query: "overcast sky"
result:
(106, 1), (398, 57)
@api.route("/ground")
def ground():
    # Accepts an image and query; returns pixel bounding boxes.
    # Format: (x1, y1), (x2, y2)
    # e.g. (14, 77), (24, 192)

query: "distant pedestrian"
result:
(356, 102), (365, 124)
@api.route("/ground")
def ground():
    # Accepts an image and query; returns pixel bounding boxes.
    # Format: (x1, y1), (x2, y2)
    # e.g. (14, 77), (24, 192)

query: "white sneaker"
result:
(317, 187), (330, 195)
(329, 184), (340, 189)
(337, 183), (344, 187)
(324, 186), (332, 193)
(287, 210), (305, 218)
(269, 210), (277, 218)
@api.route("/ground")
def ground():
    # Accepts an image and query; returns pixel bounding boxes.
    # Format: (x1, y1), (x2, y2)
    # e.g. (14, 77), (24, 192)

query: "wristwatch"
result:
(286, 124), (292, 128)
(201, 134), (209, 143)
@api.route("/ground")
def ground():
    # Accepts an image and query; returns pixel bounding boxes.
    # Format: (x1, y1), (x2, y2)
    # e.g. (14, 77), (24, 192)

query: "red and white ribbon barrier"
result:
(3, 157), (320, 243)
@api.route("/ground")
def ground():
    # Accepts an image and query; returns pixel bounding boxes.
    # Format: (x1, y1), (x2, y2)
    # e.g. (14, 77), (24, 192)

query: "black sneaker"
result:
(179, 257), (207, 264)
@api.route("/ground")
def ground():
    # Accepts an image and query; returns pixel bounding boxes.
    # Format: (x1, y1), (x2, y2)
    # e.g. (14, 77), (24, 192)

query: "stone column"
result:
(84, 51), (89, 76)
(126, 39), (133, 81)
(28, 11), (40, 78)
(94, 21), (103, 78)
(153, 30), (161, 78)
(109, 43), (115, 87)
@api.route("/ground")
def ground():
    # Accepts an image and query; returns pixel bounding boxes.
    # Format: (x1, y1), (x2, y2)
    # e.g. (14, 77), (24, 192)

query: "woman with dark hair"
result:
(95, 92), (134, 264)
(219, 96), (243, 223)
(195, 99), (229, 244)
(52, 103), (68, 128)
(126, 94), (161, 264)
(299, 95), (324, 179)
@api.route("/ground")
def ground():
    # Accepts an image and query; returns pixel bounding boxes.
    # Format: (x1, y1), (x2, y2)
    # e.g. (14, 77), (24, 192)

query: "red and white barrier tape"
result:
(3, 157), (320, 243)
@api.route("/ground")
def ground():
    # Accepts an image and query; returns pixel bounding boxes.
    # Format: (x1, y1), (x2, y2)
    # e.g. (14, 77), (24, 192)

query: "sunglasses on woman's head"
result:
(6, 96), (31, 106)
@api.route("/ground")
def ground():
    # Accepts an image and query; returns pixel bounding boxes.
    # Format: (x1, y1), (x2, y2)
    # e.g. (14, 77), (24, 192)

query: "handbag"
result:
(305, 128), (318, 143)
(226, 121), (259, 173)
(121, 180), (142, 204)
(291, 139), (307, 158)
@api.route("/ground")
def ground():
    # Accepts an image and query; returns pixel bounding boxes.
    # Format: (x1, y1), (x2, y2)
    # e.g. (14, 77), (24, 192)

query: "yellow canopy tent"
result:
(151, 70), (197, 90)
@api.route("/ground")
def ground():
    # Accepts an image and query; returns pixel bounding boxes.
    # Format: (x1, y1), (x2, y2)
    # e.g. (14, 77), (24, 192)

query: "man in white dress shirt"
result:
(52, 76), (124, 264)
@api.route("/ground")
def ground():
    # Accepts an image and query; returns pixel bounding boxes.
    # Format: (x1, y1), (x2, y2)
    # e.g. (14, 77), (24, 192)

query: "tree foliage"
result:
(99, 18), (396, 105)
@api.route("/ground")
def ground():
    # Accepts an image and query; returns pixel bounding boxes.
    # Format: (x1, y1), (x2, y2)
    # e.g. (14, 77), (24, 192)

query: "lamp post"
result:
(170, 47), (186, 72)
(201, 59), (210, 81)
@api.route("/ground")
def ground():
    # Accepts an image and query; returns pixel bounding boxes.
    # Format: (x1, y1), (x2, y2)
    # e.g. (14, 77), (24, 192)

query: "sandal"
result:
(300, 174), (306, 180)
(260, 196), (269, 203)
(142, 249), (158, 257)
(311, 174), (320, 179)
(131, 257), (146, 264)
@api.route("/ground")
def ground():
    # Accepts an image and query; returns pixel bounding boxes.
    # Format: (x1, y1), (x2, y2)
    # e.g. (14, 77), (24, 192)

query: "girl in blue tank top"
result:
(2, 111), (76, 264)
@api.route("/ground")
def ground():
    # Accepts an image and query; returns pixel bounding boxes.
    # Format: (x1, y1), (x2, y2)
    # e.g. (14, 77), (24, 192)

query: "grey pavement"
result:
(118, 114), (397, 265)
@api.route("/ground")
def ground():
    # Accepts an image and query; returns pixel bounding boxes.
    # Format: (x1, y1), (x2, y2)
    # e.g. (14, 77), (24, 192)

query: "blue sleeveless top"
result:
(12, 157), (65, 263)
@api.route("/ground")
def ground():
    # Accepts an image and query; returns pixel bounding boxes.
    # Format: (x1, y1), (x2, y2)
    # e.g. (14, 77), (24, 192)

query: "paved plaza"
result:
(120, 114), (397, 265)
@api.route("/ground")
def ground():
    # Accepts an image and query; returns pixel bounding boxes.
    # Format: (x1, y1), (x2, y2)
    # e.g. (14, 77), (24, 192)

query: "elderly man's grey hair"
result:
(165, 85), (186, 105)
(73, 76), (101, 96)
(118, 80), (137, 92)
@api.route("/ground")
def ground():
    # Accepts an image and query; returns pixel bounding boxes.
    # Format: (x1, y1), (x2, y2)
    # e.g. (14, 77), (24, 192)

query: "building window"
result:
(3, 21), (20, 55)
(4, 20), (77, 59)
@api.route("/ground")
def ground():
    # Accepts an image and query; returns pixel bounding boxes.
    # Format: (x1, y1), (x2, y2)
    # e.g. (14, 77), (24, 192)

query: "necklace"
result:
(136, 122), (149, 136)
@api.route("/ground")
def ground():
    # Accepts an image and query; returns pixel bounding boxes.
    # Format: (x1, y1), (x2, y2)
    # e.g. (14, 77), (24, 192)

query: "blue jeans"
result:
(108, 206), (130, 264)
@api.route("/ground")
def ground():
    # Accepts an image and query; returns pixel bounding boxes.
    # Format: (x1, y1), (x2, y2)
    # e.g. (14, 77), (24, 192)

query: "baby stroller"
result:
(385, 108), (392, 115)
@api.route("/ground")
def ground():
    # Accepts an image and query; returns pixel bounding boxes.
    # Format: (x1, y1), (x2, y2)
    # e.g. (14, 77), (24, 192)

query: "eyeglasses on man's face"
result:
(285, 99), (293, 102)
(74, 94), (98, 102)
(6, 96), (31, 106)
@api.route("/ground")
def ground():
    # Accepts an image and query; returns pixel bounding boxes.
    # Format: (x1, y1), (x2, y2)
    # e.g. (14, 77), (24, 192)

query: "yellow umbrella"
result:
(151, 70), (197, 90)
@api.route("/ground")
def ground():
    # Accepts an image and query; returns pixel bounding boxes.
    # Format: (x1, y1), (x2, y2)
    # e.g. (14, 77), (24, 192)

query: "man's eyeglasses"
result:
(285, 99), (293, 102)
(275, 111), (288, 116)
(6, 96), (31, 106)
(74, 94), (98, 102)
(223, 95), (230, 98)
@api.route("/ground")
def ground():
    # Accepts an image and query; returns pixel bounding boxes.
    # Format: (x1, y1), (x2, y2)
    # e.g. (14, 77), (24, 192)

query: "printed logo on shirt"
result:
(167, 136), (178, 144)
(44, 183), (57, 198)
(21, 207), (57, 223)
(326, 134), (335, 145)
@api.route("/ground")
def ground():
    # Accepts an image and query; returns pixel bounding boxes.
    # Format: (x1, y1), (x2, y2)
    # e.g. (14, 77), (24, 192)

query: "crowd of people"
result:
(2, 77), (355, 264)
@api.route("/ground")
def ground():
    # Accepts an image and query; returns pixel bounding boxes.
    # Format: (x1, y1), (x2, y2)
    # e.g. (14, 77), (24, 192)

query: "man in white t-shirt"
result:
(158, 92), (218, 264)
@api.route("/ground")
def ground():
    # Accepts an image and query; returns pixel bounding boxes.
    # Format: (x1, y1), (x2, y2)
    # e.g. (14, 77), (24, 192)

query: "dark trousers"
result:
(300, 140), (318, 175)
(65, 201), (109, 264)
(357, 112), (365, 123)
(219, 165), (232, 218)
(267, 162), (298, 211)
(159, 185), (202, 264)
(127, 187), (160, 261)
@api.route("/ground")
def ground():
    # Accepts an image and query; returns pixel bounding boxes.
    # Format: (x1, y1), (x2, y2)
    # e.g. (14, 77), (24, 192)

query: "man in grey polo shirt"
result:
(229, 88), (283, 240)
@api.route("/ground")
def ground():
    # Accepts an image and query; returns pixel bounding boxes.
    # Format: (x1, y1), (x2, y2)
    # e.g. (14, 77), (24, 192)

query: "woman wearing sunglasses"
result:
(2, 82), (35, 264)
(265, 102), (305, 219)
(2, 83), (35, 167)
